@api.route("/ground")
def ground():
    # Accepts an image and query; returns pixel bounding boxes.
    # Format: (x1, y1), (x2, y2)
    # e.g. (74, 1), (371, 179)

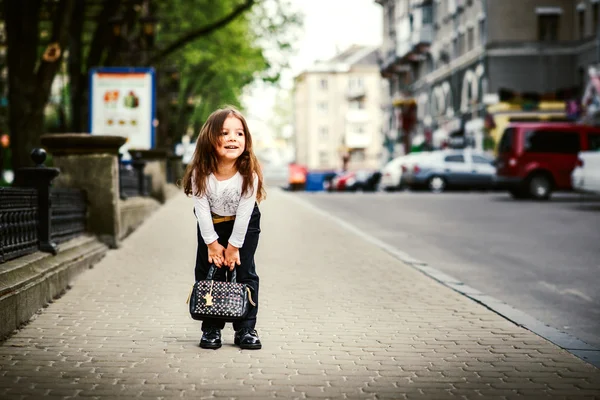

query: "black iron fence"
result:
(0, 188), (38, 263)
(50, 188), (87, 244)
(0, 149), (88, 264)
(118, 160), (152, 199)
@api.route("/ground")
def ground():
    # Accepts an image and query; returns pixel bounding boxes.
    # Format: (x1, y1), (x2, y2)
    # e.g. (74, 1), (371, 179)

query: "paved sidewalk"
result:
(1, 188), (599, 399)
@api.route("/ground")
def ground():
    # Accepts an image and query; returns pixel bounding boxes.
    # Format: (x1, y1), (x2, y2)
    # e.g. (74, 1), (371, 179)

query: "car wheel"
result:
(428, 176), (446, 193)
(527, 173), (553, 200)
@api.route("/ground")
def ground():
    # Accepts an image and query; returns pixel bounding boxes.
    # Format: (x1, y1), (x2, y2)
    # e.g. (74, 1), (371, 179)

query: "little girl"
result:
(182, 106), (265, 350)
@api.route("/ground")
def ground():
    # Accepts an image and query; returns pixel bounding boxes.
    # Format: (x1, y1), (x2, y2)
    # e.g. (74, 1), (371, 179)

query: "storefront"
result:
(412, 57), (488, 151)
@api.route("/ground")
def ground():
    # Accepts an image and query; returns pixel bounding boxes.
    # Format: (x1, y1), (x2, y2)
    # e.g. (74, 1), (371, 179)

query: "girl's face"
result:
(215, 115), (246, 162)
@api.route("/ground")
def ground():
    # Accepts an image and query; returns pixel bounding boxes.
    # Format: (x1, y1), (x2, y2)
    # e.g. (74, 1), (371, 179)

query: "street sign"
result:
(89, 67), (156, 160)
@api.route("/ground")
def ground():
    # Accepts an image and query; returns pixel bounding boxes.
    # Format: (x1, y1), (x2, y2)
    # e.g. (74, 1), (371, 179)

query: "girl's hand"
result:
(224, 244), (241, 271)
(207, 241), (226, 267)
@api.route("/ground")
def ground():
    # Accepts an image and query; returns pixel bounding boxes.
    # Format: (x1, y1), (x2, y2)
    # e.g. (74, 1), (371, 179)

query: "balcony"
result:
(345, 132), (371, 149)
(346, 86), (366, 100)
(410, 23), (434, 48)
(379, 47), (412, 78)
(345, 109), (370, 123)
(396, 40), (413, 59)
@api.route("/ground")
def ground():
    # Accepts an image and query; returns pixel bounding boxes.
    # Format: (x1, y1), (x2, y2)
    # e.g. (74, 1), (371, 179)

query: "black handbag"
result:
(187, 265), (255, 322)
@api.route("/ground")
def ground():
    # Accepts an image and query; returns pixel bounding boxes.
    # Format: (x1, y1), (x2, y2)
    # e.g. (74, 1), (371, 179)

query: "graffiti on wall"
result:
(417, 61), (487, 127)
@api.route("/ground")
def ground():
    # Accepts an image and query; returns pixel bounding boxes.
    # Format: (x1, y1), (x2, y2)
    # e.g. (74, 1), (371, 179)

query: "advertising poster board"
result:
(89, 67), (156, 160)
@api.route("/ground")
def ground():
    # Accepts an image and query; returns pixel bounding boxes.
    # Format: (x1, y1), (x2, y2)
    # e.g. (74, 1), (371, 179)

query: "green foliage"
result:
(154, 0), (302, 138)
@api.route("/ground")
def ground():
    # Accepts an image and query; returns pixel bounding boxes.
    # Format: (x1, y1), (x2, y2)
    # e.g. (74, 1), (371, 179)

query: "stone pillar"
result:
(13, 148), (60, 254)
(40, 134), (127, 249)
(167, 153), (184, 184)
(128, 148), (169, 203)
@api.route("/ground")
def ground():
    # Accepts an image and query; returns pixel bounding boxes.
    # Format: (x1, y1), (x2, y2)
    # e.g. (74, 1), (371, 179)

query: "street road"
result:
(297, 190), (600, 349)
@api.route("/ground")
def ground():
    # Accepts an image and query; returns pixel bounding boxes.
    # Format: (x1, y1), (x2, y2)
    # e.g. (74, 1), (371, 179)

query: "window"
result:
(387, 3), (396, 38)
(458, 32), (465, 56)
(422, 4), (433, 24)
(444, 154), (465, 163)
(452, 37), (458, 58)
(319, 79), (328, 90)
(588, 132), (600, 151)
(467, 26), (474, 51)
(579, 10), (585, 39)
(447, 0), (456, 15)
(349, 100), (365, 110)
(426, 55), (434, 73)
(319, 151), (329, 166)
(479, 18), (486, 45)
(317, 102), (328, 113)
(319, 126), (329, 140)
(538, 14), (559, 42)
(349, 77), (364, 90)
(472, 155), (492, 164)
(350, 149), (366, 162)
(350, 124), (366, 135)
(524, 130), (580, 154)
(498, 128), (515, 153)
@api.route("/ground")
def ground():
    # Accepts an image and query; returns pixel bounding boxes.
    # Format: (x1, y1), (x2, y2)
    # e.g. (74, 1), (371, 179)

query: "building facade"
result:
(293, 45), (385, 171)
(377, 0), (599, 159)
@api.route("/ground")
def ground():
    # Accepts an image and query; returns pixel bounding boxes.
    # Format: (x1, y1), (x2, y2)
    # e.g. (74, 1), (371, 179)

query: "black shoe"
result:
(199, 327), (222, 349)
(234, 328), (262, 349)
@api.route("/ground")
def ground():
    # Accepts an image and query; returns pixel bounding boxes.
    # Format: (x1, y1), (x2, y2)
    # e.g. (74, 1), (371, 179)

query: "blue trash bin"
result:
(304, 171), (327, 192)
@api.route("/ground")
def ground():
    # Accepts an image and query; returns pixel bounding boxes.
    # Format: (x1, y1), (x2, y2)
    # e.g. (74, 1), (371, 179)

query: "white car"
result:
(379, 156), (405, 191)
(572, 151), (600, 194)
(379, 153), (422, 191)
(402, 149), (496, 192)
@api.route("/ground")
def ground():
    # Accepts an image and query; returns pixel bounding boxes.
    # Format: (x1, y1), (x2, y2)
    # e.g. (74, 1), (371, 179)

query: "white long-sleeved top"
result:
(193, 172), (258, 248)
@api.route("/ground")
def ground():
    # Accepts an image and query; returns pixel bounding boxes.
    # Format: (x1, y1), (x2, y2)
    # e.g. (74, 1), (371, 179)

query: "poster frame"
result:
(88, 66), (157, 149)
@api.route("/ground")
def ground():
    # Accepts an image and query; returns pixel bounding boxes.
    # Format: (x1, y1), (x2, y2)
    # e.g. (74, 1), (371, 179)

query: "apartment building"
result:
(293, 45), (384, 171)
(377, 0), (598, 156)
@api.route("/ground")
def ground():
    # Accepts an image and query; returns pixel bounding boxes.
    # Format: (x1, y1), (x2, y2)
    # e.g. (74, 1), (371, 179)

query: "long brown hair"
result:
(182, 106), (265, 202)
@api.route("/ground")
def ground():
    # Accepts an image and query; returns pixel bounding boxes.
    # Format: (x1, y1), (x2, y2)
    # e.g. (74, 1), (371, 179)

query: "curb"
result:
(282, 189), (600, 369)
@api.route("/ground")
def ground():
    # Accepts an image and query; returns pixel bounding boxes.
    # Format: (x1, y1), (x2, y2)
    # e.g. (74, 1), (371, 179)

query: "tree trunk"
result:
(5, 0), (42, 170)
(10, 100), (45, 170)
(68, 0), (85, 132)
(6, 0), (75, 171)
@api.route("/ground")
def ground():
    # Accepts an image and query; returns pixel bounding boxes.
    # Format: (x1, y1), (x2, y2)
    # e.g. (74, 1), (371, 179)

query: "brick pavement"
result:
(0, 188), (599, 399)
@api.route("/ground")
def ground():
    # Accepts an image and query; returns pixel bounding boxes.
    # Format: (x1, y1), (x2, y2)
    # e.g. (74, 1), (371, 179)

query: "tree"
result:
(154, 0), (301, 146)
(4, 0), (75, 170)
(3, 0), (301, 171)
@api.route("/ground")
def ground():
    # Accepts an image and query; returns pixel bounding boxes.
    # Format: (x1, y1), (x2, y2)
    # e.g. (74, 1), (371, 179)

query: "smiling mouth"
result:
(224, 145), (238, 149)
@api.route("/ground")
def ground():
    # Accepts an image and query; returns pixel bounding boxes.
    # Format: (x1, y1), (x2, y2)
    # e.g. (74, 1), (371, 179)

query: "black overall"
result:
(194, 204), (261, 331)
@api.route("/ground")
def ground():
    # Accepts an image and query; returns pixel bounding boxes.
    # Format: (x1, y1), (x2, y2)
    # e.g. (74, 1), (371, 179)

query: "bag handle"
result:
(206, 264), (237, 283)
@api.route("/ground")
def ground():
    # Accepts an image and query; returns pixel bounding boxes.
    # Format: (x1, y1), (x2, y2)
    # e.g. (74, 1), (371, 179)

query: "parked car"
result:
(346, 170), (381, 192)
(402, 149), (496, 193)
(323, 171), (340, 192)
(399, 152), (432, 188)
(572, 150), (600, 194)
(494, 122), (600, 200)
(379, 157), (403, 191)
(329, 170), (381, 192)
(331, 171), (355, 191)
(380, 153), (419, 191)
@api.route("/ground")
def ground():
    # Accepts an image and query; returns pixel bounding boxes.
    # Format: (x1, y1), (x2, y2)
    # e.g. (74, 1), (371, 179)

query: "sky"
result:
(242, 0), (383, 123)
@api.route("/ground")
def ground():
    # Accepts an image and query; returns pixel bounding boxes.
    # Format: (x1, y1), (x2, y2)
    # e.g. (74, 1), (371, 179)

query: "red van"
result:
(494, 122), (600, 200)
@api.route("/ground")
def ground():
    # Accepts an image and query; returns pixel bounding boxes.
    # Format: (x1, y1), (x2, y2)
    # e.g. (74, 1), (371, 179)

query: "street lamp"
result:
(139, 15), (158, 50)
(107, 6), (157, 65)
(108, 15), (125, 38)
